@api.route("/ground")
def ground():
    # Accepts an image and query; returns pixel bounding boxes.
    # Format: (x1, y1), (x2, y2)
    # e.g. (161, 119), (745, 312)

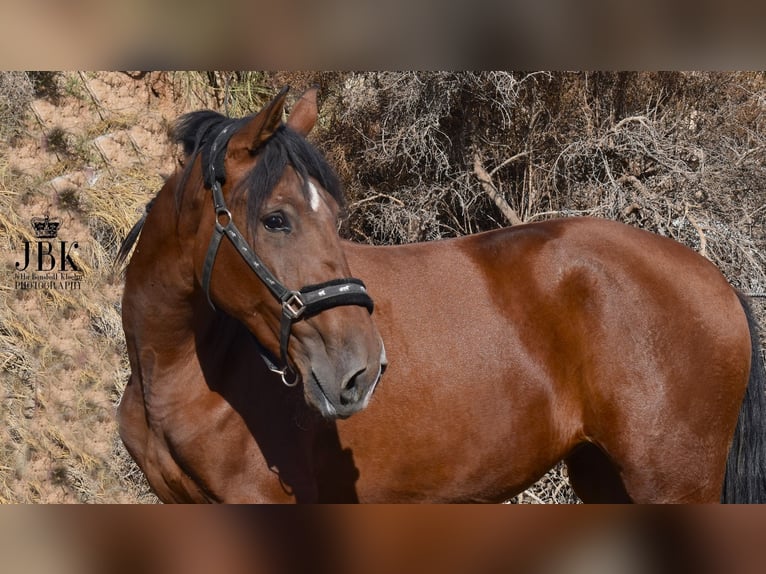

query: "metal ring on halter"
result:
(215, 207), (232, 229)
(259, 347), (301, 387)
(278, 365), (300, 387)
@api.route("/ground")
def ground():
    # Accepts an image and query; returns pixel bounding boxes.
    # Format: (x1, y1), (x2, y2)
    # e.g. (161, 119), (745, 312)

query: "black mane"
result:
(172, 110), (345, 232)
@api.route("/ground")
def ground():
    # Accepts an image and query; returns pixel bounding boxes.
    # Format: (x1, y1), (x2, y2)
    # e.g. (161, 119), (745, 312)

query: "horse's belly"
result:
(336, 381), (571, 503)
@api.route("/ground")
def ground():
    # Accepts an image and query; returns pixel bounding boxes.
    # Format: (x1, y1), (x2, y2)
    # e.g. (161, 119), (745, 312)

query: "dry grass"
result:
(1, 71), (763, 504)
(0, 72), (170, 503)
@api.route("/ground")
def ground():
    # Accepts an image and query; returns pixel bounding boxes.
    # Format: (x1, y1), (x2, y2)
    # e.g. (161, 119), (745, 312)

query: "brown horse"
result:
(117, 87), (765, 503)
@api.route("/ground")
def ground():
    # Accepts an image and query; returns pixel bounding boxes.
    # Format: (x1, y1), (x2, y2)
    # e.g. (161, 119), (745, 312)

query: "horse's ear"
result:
(228, 86), (290, 154)
(286, 87), (319, 136)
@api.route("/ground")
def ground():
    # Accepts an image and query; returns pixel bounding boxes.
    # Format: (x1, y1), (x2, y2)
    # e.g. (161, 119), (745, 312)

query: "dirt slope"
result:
(0, 72), (196, 502)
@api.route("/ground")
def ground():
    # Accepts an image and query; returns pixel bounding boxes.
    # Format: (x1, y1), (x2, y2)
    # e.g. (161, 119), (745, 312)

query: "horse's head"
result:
(177, 87), (386, 419)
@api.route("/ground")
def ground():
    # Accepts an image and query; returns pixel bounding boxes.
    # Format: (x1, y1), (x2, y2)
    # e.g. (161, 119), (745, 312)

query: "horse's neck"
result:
(121, 187), (231, 428)
(123, 186), (201, 353)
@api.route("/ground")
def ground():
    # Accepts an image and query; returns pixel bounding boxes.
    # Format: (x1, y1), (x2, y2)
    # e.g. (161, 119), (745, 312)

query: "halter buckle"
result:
(282, 291), (306, 320)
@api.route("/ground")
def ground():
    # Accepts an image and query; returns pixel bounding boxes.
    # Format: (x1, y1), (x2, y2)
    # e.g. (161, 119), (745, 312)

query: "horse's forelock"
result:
(172, 112), (344, 232)
(239, 126), (345, 233)
(173, 110), (231, 157)
(172, 111), (240, 211)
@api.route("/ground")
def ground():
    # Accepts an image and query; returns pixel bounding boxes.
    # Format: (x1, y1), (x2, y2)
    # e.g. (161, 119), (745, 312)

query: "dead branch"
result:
(474, 153), (523, 226)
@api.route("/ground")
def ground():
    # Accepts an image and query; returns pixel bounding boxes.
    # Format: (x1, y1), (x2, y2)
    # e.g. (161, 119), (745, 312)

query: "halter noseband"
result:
(200, 124), (374, 386)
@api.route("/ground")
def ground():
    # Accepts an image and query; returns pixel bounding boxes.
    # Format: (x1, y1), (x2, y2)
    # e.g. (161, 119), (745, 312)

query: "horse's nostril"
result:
(340, 367), (366, 405)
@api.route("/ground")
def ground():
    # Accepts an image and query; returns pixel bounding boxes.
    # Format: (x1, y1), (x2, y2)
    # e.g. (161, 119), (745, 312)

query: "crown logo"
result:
(31, 215), (61, 239)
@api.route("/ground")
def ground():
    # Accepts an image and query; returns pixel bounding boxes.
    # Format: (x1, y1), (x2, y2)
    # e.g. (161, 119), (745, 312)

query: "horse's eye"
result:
(263, 212), (290, 232)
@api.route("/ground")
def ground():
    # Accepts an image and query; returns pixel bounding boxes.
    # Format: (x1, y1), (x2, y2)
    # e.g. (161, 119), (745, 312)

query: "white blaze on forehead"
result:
(308, 181), (321, 212)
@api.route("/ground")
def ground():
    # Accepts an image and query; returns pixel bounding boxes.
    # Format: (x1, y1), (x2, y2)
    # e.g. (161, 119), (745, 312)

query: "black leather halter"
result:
(200, 123), (374, 386)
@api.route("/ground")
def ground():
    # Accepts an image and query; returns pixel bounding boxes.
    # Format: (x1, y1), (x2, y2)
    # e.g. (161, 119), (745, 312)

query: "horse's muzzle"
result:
(307, 341), (387, 419)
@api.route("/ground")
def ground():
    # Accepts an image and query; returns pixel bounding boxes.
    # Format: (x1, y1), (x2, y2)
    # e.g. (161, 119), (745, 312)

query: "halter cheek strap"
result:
(199, 124), (374, 386)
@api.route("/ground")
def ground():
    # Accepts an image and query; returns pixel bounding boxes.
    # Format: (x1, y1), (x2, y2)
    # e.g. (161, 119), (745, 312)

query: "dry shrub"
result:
(0, 72), (34, 142)
(314, 72), (765, 289)
(317, 72), (542, 241)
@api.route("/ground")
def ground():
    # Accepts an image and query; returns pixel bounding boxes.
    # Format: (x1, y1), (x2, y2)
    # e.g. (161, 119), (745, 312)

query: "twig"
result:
(350, 193), (405, 208)
(735, 145), (766, 167)
(521, 490), (545, 504)
(617, 174), (650, 196)
(613, 115), (650, 131)
(126, 131), (145, 164)
(525, 207), (603, 222)
(28, 101), (47, 131)
(78, 71), (106, 121)
(92, 136), (115, 173)
(685, 207), (708, 259)
(489, 151), (529, 178)
(474, 153), (523, 226)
